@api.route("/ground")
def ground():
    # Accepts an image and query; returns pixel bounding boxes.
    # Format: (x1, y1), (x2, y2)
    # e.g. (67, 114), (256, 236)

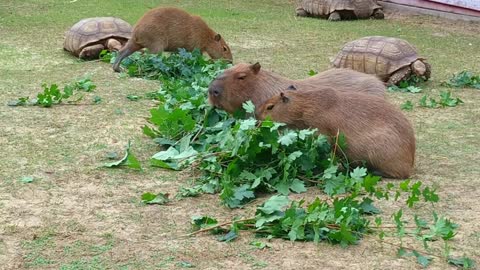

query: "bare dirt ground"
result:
(0, 1), (479, 269)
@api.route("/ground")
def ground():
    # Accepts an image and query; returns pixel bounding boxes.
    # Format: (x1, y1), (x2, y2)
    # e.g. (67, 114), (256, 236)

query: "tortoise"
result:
(295, 0), (384, 21)
(64, 17), (132, 60)
(332, 36), (431, 86)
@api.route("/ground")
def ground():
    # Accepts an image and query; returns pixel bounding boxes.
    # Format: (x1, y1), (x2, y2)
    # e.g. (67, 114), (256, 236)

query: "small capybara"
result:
(113, 7), (233, 72)
(208, 62), (386, 113)
(256, 86), (415, 179)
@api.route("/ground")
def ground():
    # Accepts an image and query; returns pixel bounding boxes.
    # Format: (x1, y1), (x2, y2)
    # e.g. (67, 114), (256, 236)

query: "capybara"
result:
(113, 7), (233, 72)
(208, 62), (386, 113)
(256, 87), (415, 179)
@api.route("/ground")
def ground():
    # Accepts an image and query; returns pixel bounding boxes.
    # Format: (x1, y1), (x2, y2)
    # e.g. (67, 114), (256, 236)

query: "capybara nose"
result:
(209, 87), (221, 97)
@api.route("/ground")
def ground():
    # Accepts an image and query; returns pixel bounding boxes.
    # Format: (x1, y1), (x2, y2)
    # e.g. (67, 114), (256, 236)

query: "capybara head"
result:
(256, 91), (301, 125)
(208, 62), (262, 113)
(206, 34), (233, 62)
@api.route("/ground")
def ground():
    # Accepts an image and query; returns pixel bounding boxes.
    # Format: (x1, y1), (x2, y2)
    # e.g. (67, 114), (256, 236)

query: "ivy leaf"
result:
(448, 256), (476, 269)
(289, 179), (307, 193)
(217, 230), (238, 242)
(412, 250), (432, 267)
(239, 119), (257, 130)
(242, 100), (255, 114)
(141, 192), (170, 205)
(278, 131), (297, 146)
(103, 141), (142, 170)
(20, 176), (34, 183)
(257, 195), (290, 215)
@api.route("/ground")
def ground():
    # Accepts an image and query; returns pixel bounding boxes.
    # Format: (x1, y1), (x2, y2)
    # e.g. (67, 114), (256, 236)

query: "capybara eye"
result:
(213, 90), (220, 96)
(223, 46), (228, 52)
(238, 75), (246, 80)
(267, 104), (274, 110)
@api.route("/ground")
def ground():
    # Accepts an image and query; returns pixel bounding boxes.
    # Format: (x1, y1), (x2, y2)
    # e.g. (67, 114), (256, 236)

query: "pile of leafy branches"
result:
(442, 70), (480, 89)
(106, 50), (475, 268)
(8, 77), (99, 107)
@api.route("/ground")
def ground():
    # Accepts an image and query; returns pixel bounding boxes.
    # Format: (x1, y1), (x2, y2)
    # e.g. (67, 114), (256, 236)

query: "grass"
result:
(0, 0), (479, 269)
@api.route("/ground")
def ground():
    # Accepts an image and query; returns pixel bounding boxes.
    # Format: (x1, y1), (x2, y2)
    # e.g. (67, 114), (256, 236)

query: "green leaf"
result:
(401, 100), (414, 111)
(92, 95), (102, 104)
(308, 70), (318, 76)
(289, 179), (307, 193)
(257, 195), (290, 215)
(278, 131), (297, 146)
(412, 250), (432, 267)
(250, 240), (271, 249)
(242, 100), (255, 114)
(217, 230), (238, 242)
(448, 256), (476, 269)
(239, 118), (257, 130)
(103, 141), (142, 170)
(126, 94), (140, 101)
(20, 176), (34, 183)
(141, 192), (170, 205)
(191, 216), (218, 230)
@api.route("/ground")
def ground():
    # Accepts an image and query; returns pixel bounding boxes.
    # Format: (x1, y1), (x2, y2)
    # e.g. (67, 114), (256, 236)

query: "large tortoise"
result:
(332, 36), (431, 86)
(296, 0), (384, 21)
(64, 17), (132, 60)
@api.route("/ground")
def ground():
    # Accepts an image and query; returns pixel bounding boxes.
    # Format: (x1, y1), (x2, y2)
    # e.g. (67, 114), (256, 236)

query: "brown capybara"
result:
(113, 7), (233, 72)
(256, 87), (415, 179)
(208, 62), (386, 113)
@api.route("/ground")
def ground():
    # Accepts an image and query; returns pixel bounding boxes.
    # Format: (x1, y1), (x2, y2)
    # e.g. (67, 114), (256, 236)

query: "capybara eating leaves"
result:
(113, 7), (233, 72)
(208, 62), (386, 114)
(256, 87), (416, 179)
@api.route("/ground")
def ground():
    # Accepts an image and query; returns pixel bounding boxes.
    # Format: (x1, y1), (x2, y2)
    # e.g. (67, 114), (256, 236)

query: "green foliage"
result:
(401, 100), (414, 111)
(448, 256), (476, 269)
(141, 192), (170, 205)
(115, 50), (472, 268)
(20, 176), (34, 183)
(443, 70), (480, 89)
(8, 77), (97, 107)
(103, 141), (142, 170)
(419, 91), (463, 109)
(388, 85), (423, 93)
(308, 69), (318, 76)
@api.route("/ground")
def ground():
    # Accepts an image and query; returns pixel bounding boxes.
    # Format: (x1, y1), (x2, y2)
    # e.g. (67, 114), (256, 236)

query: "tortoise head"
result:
(411, 59), (427, 77)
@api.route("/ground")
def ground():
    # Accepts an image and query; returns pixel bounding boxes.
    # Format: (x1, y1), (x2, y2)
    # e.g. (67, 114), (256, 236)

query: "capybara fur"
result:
(256, 87), (415, 179)
(208, 62), (386, 113)
(113, 7), (232, 72)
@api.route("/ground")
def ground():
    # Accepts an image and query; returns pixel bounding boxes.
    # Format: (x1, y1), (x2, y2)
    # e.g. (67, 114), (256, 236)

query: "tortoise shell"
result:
(64, 17), (132, 57)
(331, 36), (420, 81)
(297, 0), (382, 18)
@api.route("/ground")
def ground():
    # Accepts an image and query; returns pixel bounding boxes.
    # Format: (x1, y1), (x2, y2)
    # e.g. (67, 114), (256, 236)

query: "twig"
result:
(185, 217), (254, 237)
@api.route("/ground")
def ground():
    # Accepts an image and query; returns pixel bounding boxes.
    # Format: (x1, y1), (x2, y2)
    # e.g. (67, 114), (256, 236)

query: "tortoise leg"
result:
(423, 62), (432, 81)
(328, 11), (342, 21)
(79, 44), (105, 60)
(372, 9), (384, 19)
(106, 38), (123, 51)
(387, 66), (412, 86)
(296, 7), (308, 17)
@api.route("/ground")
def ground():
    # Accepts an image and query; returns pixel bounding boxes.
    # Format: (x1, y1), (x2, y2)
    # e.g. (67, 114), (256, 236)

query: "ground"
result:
(0, 0), (479, 269)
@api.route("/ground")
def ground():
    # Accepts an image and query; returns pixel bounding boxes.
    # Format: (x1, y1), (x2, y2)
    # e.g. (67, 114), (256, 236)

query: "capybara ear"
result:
(280, 92), (289, 103)
(214, 34), (222, 41)
(287, 85), (297, 90)
(251, 62), (261, 74)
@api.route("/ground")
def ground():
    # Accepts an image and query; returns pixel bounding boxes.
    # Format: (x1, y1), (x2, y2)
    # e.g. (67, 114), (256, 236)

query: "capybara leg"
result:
(79, 44), (105, 60)
(106, 38), (123, 51)
(387, 66), (411, 86)
(328, 12), (342, 21)
(112, 41), (142, 72)
(296, 7), (308, 17)
(372, 9), (384, 19)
